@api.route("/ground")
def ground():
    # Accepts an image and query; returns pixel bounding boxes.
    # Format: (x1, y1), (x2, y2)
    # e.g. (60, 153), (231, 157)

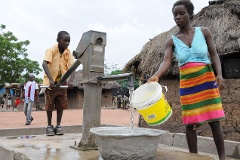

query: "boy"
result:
(42, 31), (75, 136)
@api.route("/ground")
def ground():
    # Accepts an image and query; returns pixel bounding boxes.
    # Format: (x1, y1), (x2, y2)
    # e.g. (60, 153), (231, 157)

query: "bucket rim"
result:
(132, 82), (162, 106)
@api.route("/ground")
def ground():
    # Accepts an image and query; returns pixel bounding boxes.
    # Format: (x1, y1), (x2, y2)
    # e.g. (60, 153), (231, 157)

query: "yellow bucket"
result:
(132, 82), (172, 126)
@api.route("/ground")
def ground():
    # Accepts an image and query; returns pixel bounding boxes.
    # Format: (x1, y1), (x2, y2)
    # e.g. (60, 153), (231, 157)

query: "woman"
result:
(148, 1), (225, 159)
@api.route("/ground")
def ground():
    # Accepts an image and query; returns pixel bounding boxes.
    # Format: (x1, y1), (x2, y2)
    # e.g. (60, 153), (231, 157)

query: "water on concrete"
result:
(1, 133), (235, 160)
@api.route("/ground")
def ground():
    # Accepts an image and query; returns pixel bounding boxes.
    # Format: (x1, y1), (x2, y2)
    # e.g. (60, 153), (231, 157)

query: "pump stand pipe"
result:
(96, 73), (134, 87)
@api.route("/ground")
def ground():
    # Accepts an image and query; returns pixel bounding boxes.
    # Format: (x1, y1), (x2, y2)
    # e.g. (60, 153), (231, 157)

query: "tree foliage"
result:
(110, 69), (139, 96)
(0, 24), (42, 85)
(104, 61), (119, 76)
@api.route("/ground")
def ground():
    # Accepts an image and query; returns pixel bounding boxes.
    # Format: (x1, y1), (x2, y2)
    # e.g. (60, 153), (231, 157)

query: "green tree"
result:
(34, 77), (43, 84)
(110, 69), (139, 95)
(0, 24), (42, 85)
(104, 62), (139, 96)
(104, 61), (119, 75)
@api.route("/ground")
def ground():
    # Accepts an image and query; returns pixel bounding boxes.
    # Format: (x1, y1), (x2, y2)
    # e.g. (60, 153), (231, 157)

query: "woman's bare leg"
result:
(186, 125), (198, 153)
(209, 121), (225, 160)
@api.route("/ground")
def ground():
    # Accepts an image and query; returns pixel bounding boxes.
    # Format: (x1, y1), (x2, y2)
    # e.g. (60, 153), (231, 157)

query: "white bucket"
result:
(132, 82), (163, 109)
(132, 82), (172, 126)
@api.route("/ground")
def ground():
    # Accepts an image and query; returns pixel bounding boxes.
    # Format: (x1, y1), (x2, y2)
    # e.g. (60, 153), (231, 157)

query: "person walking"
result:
(42, 31), (75, 136)
(148, 1), (225, 159)
(23, 74), (39, 125)
(6, 92), (12, 110)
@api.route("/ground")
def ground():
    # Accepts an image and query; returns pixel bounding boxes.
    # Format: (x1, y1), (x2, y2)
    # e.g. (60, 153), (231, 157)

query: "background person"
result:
(117, 94), (122, 109)
(1, 94), (6, 108)
(1, 99), (4, 108)
(13, 96), (21, 111)
(123, 95), (129, 109)
(148, 1), (225, 159)
(23, 74), (39, 125)
(6, 92), (12, 110)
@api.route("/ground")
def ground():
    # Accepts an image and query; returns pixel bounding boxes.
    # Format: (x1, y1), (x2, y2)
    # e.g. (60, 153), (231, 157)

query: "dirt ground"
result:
(0, 107), (139, 129)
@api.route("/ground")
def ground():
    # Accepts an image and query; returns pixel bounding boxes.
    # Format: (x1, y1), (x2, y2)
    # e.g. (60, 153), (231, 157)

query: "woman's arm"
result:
(148, 37), (174, 82)
(201, 27), (224, 90)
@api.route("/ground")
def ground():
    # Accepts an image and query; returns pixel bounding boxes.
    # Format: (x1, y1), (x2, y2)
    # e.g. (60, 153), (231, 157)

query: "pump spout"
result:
(97, 73), (134, 87)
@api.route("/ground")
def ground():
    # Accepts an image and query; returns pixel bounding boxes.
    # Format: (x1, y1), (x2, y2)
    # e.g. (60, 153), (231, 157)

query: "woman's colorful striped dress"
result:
(180, 62), (225, 128)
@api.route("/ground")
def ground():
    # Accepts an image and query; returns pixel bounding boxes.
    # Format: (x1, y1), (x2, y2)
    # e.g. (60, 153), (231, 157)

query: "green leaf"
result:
(0, 24), (42, 85)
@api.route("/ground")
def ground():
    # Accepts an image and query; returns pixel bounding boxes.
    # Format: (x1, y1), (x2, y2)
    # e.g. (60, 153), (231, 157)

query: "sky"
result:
(1, 0), (209, 78)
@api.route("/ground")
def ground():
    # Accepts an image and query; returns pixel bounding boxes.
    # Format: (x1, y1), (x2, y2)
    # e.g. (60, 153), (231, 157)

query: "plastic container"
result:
(132, 82), (172, 126)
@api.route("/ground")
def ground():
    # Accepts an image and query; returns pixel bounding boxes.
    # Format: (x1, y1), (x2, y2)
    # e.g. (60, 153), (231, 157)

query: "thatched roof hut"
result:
(73, 70), (121, 89)
(5, 83), (21, 89)
(124, 0), (240, 79)
(70, 70), (121, 109)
